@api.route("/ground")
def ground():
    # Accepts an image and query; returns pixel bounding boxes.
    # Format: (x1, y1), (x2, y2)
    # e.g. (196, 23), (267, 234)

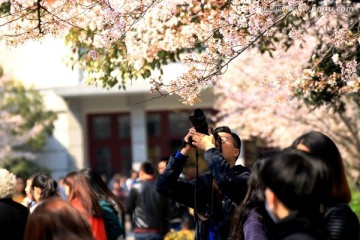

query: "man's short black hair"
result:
(213, 126), (241, 149)
(158, 157), (168, 164)
(140, 161), (155, 175)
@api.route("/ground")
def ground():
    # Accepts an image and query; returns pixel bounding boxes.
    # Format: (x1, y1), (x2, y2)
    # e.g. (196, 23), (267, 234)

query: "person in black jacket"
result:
(0, 168), (29, 240)
(156, 126), (250, 240)
(127, 161), (169, 240)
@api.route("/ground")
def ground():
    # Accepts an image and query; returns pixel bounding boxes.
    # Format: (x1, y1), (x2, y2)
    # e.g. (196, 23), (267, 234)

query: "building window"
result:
(88, 113), (131, 177)
(147, 113), (161, 137)
(120, 146), (132, 175)
(92, 116), (111, 139)
(95, 147), (111, 175)
(168, 112), (190, 136)
(117, 115), (130, 138)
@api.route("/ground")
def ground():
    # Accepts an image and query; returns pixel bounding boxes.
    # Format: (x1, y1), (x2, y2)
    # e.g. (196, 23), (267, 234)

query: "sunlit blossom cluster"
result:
(339, 59), (358, 82)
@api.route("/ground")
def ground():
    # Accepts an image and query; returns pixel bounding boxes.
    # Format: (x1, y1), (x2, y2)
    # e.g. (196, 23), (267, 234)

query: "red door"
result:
(88, 113), (132, 177)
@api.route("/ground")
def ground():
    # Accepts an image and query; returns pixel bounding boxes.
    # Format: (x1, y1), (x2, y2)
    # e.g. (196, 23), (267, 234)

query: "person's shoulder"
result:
(197, 172), (213, 182)
(244, 208), (263, 225)
(325, 202), (360, 231)
(325, 202), (358, 219)
(0, 198), (28, 212)
(282, 232), (326, 240)
(99, 199), (111, 208)
(29, 202), (40, 213)
(99, 200), (118, 213)
(324, 202), (360, 240)
(232, 164), (251, 174)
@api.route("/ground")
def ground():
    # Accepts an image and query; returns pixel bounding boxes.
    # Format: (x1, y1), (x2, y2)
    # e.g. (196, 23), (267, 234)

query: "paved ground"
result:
(126, 232), (134, 240)
(125, 216), (134, 240)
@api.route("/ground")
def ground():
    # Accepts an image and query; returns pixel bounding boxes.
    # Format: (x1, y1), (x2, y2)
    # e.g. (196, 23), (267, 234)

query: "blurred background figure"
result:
(127, 161), (169, 240)
(80, 168), (126, 240)
(12, 176), (26, 204)
(157, 158), (168, 176)
(0, 168), (29, 240)
(108, 173), (122, 191)
(21, 175), (36, 208)
(119, 175), (129, 205)
(111, 174), (128, 208)
(30, 172), (59, 213)
(125, 170), (138, 191)
(57, 176), (67, 200)
(63, 171), (107, 240)
(291, 131), (360, 240)
(24, 197), (94, 240)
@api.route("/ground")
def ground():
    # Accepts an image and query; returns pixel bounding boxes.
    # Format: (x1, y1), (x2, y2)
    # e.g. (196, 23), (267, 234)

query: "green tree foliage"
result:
(1, 158), (50, 180)
(65, 27), (202, 89)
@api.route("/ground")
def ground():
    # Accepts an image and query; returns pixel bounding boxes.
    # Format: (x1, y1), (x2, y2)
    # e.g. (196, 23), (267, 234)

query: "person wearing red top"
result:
(64, 171), (107, 240)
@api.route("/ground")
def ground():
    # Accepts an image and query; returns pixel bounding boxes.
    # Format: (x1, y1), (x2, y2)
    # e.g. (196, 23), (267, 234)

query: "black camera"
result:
(189, 109), (209, 135)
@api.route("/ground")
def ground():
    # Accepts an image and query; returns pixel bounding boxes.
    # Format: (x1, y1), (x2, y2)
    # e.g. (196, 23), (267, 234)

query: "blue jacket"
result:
(157, 148), (250, 239)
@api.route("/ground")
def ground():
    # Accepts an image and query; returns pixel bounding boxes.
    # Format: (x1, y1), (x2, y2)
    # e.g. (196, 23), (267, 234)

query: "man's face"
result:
(158, 161), (167, 174)
(215, 132), (240, 167)
(16, 177), (25, 193)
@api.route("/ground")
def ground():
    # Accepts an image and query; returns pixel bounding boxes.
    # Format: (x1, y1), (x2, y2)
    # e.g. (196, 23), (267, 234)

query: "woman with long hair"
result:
(291, 131), (360, 240)
(230, 150), (279, 240)
(63, 171), (107, 240)
(79, 168), (125, 240)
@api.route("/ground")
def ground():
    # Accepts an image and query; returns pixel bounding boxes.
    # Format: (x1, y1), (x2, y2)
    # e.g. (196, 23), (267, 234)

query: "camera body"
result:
(189, 109), (221, 146)
(189, 109), (209, 135)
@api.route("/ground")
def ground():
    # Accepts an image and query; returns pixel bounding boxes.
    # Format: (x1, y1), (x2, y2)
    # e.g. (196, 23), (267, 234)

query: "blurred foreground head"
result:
(262, 149), (331, 219)
(24, 197), (94, 240)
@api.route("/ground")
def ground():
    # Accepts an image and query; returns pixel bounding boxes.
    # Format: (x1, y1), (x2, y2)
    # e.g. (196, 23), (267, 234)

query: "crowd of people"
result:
(0, 127), (359, 240)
